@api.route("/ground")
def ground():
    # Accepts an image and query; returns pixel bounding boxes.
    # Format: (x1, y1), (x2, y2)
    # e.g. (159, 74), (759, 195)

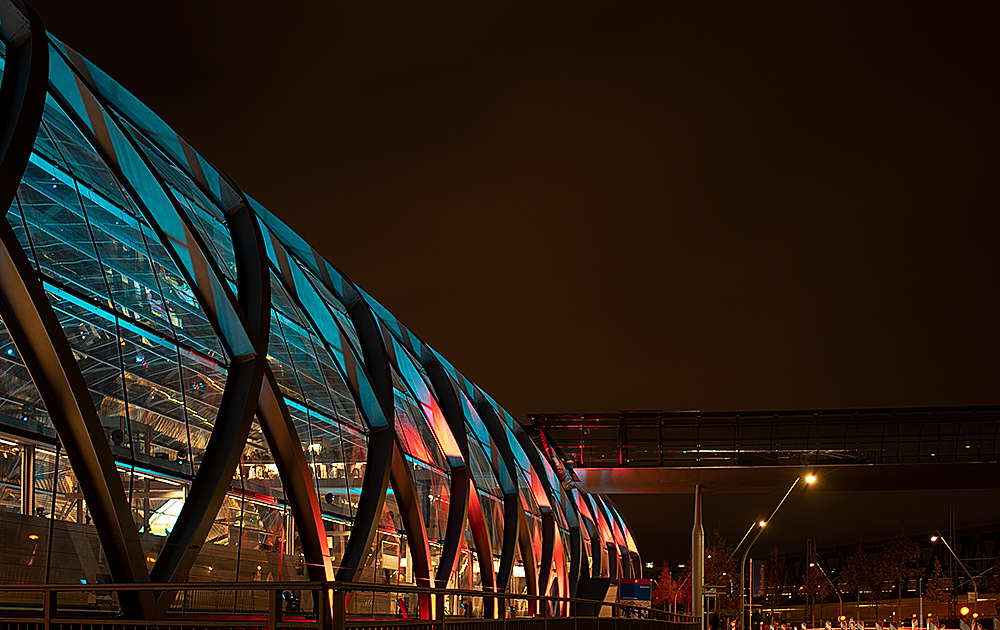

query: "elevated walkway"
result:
(528, 406), (1000, 493)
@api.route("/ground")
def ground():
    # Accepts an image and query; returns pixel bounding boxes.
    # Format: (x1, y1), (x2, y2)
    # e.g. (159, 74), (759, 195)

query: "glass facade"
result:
(0, 4), (639, 621)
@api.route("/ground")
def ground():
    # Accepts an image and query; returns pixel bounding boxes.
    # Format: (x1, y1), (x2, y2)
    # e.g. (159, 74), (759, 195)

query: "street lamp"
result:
(810, 562), (843, 620)
(738, 474), (816, 630)
(931, 533), (978, 611)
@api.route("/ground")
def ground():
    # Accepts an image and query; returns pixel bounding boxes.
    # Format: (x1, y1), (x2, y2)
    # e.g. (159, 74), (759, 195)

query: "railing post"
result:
(317, 584), (331, 630)
(269, 587), (283, 630)
(43, 588), (56, 630)
(326, 587), (345, 630)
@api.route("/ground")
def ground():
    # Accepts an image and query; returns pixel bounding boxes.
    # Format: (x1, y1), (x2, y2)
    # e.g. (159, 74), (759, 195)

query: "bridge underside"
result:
(573, 462), (1000, 493)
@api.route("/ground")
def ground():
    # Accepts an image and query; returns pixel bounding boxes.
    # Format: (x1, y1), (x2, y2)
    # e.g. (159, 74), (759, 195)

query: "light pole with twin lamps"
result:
(738, 474), (816, 630)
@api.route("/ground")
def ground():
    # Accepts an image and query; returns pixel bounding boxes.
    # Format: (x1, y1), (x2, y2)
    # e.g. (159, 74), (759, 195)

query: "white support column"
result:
(692, 483), (704, 629)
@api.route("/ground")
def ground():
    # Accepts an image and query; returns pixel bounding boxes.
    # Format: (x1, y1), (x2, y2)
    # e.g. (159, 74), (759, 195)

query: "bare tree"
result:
(803, 551), (831, 625)
(881, 530), (922, 620)
(925, 558), (952, 618)
(653, 564), (678, 612)
(706, 529), (740, 618)
(763, 547), (791, 618)
(842, 544), (875, 620)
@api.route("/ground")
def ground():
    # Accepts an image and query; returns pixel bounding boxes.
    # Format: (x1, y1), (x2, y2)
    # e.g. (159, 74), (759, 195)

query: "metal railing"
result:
(0, 580), (701, 630)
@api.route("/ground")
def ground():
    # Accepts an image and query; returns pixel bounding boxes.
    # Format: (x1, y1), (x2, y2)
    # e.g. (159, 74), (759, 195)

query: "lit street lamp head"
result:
(759, 520), (767, 528)
(805, 474), (817, 484)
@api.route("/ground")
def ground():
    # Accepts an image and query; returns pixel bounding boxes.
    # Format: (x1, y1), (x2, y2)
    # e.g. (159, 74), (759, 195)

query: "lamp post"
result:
(810, 562), (843, 620)
(930, 533), (978, 612)
(738, 474), (816, 630)
(918, 578), (922, 627)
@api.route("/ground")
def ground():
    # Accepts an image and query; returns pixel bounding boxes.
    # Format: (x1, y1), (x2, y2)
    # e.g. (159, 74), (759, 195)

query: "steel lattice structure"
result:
(0, 2), (639, 620)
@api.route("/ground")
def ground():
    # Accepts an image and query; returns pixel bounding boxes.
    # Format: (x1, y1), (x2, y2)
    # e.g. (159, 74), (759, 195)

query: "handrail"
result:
(0, 580), (701, 625)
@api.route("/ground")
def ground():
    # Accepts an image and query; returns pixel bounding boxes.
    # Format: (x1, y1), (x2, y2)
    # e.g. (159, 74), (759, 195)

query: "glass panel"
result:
(0, 316), (54, 439)
(120, 327), (191, 476)
(32, 96), (226, 363)
(46, 290), (131, 453)
(40, 96), (123, 203)
(188, 492), (242, 593)
(339, 424), (368, 515)
(280, 315), (340, 421)
(6, 197), (36, 269)
(294, 259), (362, 353)
(26, 444), (113, 609)
(16, 165), (111, 307)
(269, 276), (364, 431)
(394, 389), (448, 471)
(467, 435), (502, 498)
(308, 410), (353, 521)
(266, 313), (303, 402)
(479, 491), (504, 559)
(409, 457), (450, 549)
(169, 189), (237, 284)
(269, 272), (310, 330)
(179, 348), (227, 475)
(83, 194), (177, 341)
(125, 468), (186, 570)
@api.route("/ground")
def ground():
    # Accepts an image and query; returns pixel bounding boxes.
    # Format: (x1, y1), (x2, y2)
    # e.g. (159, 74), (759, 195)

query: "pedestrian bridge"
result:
(528, 406), (1000, 493)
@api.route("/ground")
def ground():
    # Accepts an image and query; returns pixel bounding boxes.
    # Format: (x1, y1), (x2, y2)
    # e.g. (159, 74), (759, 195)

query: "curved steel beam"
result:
(0, 3), (154, 617)
(425, 360), (492, 590)
(512, 427), (562, 598)
(0, 1), (45, 206)
(390, 438), (435, 618)
(584, 494), (614, 580)
(474, 400), (529, 598)
(256, 366), (333, 580)
(45, 47), (268, 614)
(466, 480), (498, 615)
(380, 334), (470, 598)
(260, 231), (392, 586)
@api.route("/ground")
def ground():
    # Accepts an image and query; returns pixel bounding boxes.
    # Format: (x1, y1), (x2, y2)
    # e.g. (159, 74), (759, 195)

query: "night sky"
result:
(29, 1), (1000, 565)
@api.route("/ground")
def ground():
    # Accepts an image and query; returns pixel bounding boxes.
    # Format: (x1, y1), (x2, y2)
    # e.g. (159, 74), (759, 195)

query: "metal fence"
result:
(0, 580), (701, 630)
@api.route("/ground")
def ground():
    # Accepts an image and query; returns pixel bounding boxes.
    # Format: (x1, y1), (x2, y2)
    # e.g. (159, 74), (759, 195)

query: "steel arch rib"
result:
(50, 48), (337, 593)
(261, 230), (393, 585)
(253, 207), (400, 589)
(348, 295), (512, 607)
(379, 330), (471, 598)
(0, 2), (154, 617)
(256, 366), (333, 581)
(60, 60), (333, 592)
(355, 300), (516, 603)
(350, 294), (548, 604)
(474, 400), (532, 598)
(423, 361), (481, 587)
(44, 45), (270, 615)
(253, 202), (457, 612)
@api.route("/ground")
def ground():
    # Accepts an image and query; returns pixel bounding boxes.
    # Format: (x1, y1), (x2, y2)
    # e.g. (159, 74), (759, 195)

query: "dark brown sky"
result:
(29, 1), (1000, 564)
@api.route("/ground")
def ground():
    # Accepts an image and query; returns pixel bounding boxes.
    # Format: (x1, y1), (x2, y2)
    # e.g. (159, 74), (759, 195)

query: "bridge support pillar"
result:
(692, 483), (704, 630)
